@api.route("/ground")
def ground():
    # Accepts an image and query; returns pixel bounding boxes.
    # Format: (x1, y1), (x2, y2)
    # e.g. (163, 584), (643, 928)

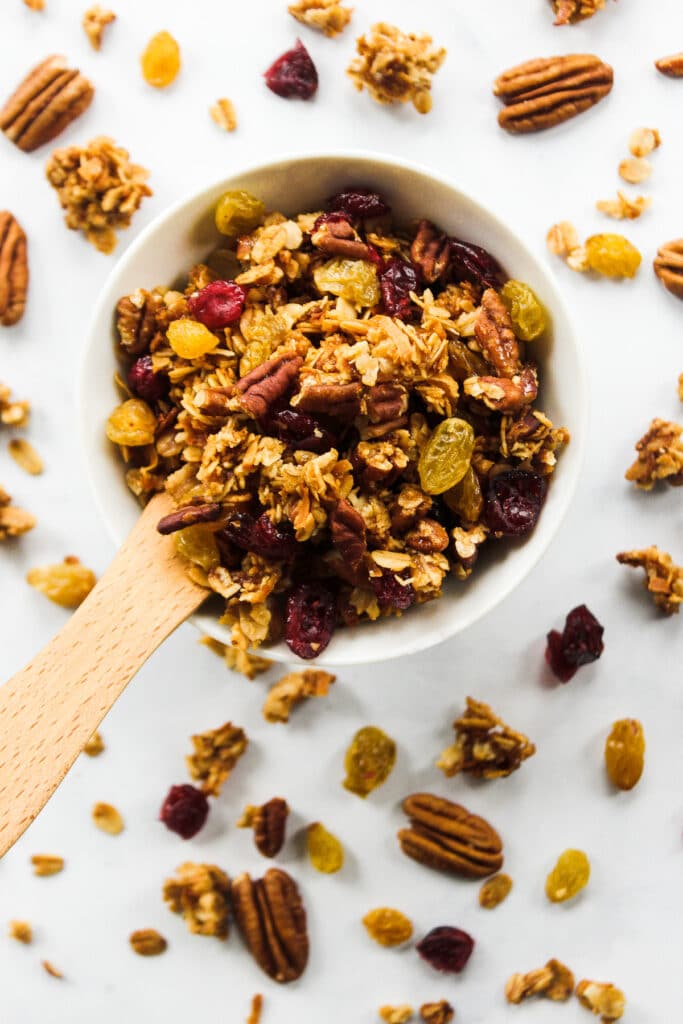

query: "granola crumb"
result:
(26, 556), (96, 608)
(0, 485), (35, 541)
(419, 1002), (454, 1024)
(8, 438), (43, 475)
(83, 730), (105, 756)
(505, 959), (575, 1003)
(0, 382), (30, 428)
(575, 979), (626, 1021)
(437, 696), (535, 779)
(45, 136), (152, 253)
(199, 636), (273, 679)
(629, 126), (661, 158)
(41, 960), (63, 978)
(625, 418), (683, 489)
(616, 545), (683, 615)
(379, 1006), (414, 1024)
(247, 994), (263, 1024)
(162, 862), (231, 938)
(566, 244), (589, 273)
(596, 190), (651, 221)
(9, 920), (32, 943)
(186, 721), (248, 796)
(618, 156), (652, 184)
(289, 0), (353, 37)
(129, 928), (167, 956)
(92, 801), (124, 835)
(210, 98), (238, 133)
(347, 22), (446, 113)
(546, 221), (579, 257)
(262, 669), (336, 723)
(82, 5), (116, 50)
(31, 854), (64, 877)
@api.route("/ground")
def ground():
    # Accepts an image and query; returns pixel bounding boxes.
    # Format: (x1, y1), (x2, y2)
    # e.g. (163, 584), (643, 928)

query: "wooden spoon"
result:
(0, 492), (207, 857)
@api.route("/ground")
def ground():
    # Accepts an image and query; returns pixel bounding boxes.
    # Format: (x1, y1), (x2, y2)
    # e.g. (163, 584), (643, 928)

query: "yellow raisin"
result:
(313, 258), (380, 308)
(585, 234), (641, 279)
(141, 31), (180, 88)
(343, 725), (396, 798)
(443, 465), (483, 522)
(501, 280), (547, 341)
(106, 398), (156, 446)
(27, 557), (96, 608)
(545, 849), (590, 903)
(418, 418), (475, 495)
(479, 873), (513, 909)
(605, 718), (645, 791)
(362, 907), (413, 947)
(214, 190), (265, 238)
(167, 318), (220, 358)
(306, 822), (344, 873)
(174, 525), (220, 572)
(240, 339), (276, 377)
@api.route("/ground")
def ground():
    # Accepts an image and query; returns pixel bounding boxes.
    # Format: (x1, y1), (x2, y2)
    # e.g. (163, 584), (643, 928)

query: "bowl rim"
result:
(77, 148), (588, 666)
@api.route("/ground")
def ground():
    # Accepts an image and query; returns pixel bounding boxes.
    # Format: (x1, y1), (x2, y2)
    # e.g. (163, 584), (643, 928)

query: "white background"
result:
(2, 0), (683, 1020)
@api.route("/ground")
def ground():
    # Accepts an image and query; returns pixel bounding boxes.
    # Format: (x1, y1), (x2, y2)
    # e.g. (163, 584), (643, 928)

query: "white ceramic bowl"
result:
(79, 152), (587, 667)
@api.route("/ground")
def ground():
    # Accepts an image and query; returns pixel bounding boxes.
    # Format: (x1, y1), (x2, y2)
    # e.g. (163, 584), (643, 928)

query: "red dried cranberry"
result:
(450, 237), (506, 290)
(223, 510), (297, 560)
(285, 582), (336, 658)
(312, 211), (352, 233)
(546, 604), (605, 683)
(127, 355), (168, 403)
(416, 926), (475, 974)
(370, 569), (415, 611)
(187, 280), (246, 330)
(159, 784), (209, 839)
(264, 39), (318, 100)
(379, 258), (421, 319)
(327, 188), (390, 220)
(222, 511), (256, 551)
(485, 469), (547, 536)
(272, 408), (336, 453)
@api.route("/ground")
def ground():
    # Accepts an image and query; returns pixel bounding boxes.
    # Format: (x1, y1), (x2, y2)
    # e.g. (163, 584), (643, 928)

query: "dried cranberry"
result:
(312, 211), (352, 233)
(285, 582), (336, 659)
(159, 784), (209, 839)
(379, 258), (421, 319)
(484, 469), (547, 536)
(416, 926), (475, 974)
(546, 604), (605, 683)
(222, 511), (256, 551)
(223, 510), (297, 560)
(327, 188), (390, 220)
(370, 569), (415, 611)
(272, 408), (336, 453)
(264, 39), (318, 100)
(187, 280), (246, 330)
(450, 236), (506, 290)
(127, 355), (168, 403)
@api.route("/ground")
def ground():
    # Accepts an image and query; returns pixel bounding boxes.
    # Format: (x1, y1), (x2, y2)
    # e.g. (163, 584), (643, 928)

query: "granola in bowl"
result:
(104, 183), (569, 660)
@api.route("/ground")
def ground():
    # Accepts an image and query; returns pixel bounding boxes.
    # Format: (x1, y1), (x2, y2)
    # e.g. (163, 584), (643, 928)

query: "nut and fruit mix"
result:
(106, 187), (568, 660)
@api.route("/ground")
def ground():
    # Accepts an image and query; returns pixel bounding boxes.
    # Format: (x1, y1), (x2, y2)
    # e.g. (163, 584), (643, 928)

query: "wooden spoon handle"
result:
(0, 493), (206, 857)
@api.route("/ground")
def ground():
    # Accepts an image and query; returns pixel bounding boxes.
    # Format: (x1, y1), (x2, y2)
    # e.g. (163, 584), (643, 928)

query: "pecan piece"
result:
(0, 55), (94, 152)
(237, 354), (303, 420)
(410, 220), (450, 283)
(654, 239), (683, 299)
(655, 53), (683, 78)
(475, 288), (520, 377)
(295, 380), (362, 419)
(238, 798), (290, 858)
(494, 54), (613, 134)
(231, 868), (309, 984)
(404, 518), (449, 554)
(398, 792), (503, 879)
(329, 499), (367, 569)
(156, 501), (222, 535)
(365, 382), (409, 424)
(0, 212), (28, 326)
(464, 366), (538, 412)
(116, 289), (164, 355)
(420, 1001), (454, 1024)
(311, 216), (369, 259)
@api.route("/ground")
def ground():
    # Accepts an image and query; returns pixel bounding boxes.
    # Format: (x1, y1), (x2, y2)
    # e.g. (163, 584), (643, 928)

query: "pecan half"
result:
(654, 239), (683, 299)
(404, 518), (449, 554)
(311, 216), (369, 259)
(464, 366), (538, 412)
(329, 499), (367, 569)
(0, 211), (28, 326)
(239, 798), (290, 858)
(655, 53), (683, 78)
(156, 502), (222, 535)
(365, 382), (409, 423)
(410, 220), (450, 283)
(231, 868), (309, 983)
(475, 288), (520, 377)
(296, 380), (362, 419)
(0, 55), (94, 152)
(397, 792), (503, 879)
(494, 54), (613, 134)
(116, 289), (164, 355)
(237, 354), (303, 420)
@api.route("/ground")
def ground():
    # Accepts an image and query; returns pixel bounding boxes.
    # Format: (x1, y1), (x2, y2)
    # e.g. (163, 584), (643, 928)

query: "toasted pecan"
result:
(398, 792), (503, 879)
(231, 868), (309, 983)
(494, 54), (613, 134)
(655, 52), (683, 78)
(0, 55), (94, 152)
(0, 211), (28, 326)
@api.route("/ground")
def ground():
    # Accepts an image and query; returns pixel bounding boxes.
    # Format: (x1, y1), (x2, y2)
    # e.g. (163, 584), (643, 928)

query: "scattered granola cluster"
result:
(436, 696), (535, 779)
(82, 5), (116, 50)
(288, 0), (352, 37)
(0, 485), (35, 540)
(347, 23), (446, 113)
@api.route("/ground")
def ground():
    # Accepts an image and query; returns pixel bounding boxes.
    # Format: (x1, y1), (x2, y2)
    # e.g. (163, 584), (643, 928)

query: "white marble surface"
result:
(2, 0), (683, 1020)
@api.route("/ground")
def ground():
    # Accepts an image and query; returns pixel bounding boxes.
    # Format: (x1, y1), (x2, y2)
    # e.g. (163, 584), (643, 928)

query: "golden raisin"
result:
(174, 525), (220, 572)
(141, 31), (181, 88)
(214, 190), (265, 237)
(306, 822), (344, 873)
(362, 907), (413, 947)
(479, 872), (513, 909)
(585, 234), (641, 279)
(26, 557), (96, 608)
(167, 319), (220, 359)
(443, 466), (483, 522)
(313, 258), (380, 308)
(418, 417), (475, 495)
(106, 399), (157, 446)
(501, 280), (547, 341)
(343, 725), (396, 797)
(605, 719), (645, 791)
(545, 849), (590, 903)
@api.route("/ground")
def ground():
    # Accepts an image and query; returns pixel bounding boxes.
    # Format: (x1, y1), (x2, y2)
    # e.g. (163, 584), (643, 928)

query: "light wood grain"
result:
(0, 493), (207, 857)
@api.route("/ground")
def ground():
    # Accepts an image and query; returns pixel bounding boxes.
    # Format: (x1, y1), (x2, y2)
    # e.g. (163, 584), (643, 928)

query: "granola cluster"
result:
(186, 720), (248, 796)
(617, 545), (683, 615)
(107, 187), (568, 659)
(347, 23), (446, 113)
(0, 485), (35, 540)
(436, 696), (536, 779)
(0, 381), (30, 427)
(162, 862), (231, 938)
(625, 418), (683, 489)
(288, 0), (353, 37)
